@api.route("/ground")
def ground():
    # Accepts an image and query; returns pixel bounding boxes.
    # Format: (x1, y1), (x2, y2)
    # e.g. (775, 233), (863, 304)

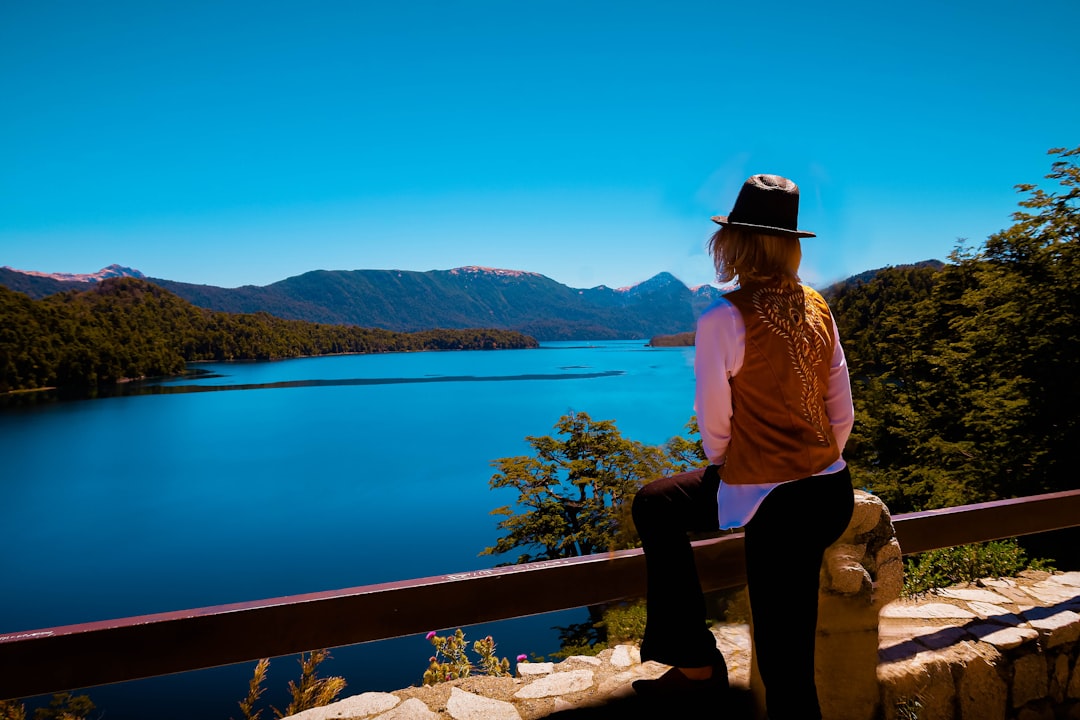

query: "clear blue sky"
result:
(2, 0), (1077, 290)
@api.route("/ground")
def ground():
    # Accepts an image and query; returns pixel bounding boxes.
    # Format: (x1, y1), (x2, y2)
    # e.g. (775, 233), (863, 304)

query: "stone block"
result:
(967, 601), (1013, 619)
(849, 490), (884, 535)
(823, 543), (871, 596)
(513, 668), (594, 699)
(1070, 654), (1080, 698)
(283, 692), (400, 720)
(1053, 653), (1071, 704)
(1050, 571), (1080, 588)
(564, 655), (602, 666)
(958, 649), (1006, 720)
(878, 650), (956, 720)
(1012, 653), (1049, 708)
(881, 602), (976, 620)
(938, 587), (1014, 604)
(446, 687), (521, 720)
(1023, 583), (1080, 606)
(1025, 609), (1080, 648)
(817, 598), (880, 720)
(609, 644), (639, 667)
(968, 623), (1039, 651)
(379, 698), (438, 720)
(517, 661), (554, 677)
(874, 539), (904, 606)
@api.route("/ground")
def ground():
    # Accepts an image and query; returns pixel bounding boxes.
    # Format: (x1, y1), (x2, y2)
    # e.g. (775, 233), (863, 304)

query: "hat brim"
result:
(710, 215), (816, 238)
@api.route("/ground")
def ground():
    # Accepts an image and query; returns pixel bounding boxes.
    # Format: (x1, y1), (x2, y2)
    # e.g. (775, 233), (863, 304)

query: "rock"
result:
(1024, 609), (1080, 648)
(878, 650), (956, 720)
(283, 692), (400, 719)
(938, 587), (1013, 604)
(1053, 653), (1071, 704)
(564, 655), (602, 666)
(958, 649), (1007, 720)
(1022, 582), (1080, 606)
(881, 602), (977, 620)
(849, 490), (884, 535)
(1049, 571), (1080, 588)
(967, 601), (1014, 619)
(514, 669), (594, 699)
(1069, 654), (1080, 698)
(1012, 654), (1049, 708)
(377, 698), (437, 720)
(516, 662), (554, 677)
(968, 623), (1039, 650)
(823, 543), (871, 595)
(609, 645), (639, 667)
(873, 539), (904, 606)
(446, 687), (521, 720)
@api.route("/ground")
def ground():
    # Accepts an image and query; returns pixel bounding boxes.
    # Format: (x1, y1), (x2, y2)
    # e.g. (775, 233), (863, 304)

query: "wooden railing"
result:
(3, 482), (1079, 701)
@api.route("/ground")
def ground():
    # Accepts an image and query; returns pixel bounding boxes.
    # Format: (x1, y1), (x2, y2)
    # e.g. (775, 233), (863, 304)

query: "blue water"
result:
(0, 340), (697, 718)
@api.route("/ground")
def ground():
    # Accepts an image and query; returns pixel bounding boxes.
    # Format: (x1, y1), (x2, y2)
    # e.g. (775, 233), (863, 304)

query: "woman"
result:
(631, 174), (855, 720)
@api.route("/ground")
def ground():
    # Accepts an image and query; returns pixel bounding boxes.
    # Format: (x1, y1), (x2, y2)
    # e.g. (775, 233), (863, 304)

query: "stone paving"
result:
(283, 571), (1080, 720)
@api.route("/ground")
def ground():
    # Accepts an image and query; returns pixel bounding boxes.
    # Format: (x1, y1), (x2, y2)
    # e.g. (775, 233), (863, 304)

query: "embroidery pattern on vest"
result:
(750, 286), (832, 446)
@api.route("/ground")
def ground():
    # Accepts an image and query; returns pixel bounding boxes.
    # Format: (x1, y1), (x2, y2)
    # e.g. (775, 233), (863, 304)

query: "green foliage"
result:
(6, 693), (96, 720)
(421, 629), (512, 685)
(0, 700), (25, 720)
(483, 411), (700, 563)
(894, 696), (925, 720)
(234, 651), (345, 720)
(597, 601), (649, 646)
(0, 278), (538, 393)
(902, 539), (1054, 597)
(830, 146), (1080, 515)
(0, 694), (95, 720)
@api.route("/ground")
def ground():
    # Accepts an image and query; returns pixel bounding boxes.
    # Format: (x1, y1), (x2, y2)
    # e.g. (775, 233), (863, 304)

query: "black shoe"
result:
(633, 653), (729, 697)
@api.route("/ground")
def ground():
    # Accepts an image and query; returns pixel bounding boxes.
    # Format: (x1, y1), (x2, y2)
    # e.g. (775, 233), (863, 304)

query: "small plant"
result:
(599, 601), (647, 645)
(895, 696), (923, 720)
(0, 699), (26, 720)
(422, 629), (512, 685)
(234, 650), (345, 720)
(279, 650), (347, 717)
(236, 657), (269, 720)
(0, 693), (95, 720)
(902, 539), (1054, 597)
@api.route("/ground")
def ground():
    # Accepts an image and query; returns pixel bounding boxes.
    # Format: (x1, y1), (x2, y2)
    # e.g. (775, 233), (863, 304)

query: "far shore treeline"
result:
(0, 278), (538, 393)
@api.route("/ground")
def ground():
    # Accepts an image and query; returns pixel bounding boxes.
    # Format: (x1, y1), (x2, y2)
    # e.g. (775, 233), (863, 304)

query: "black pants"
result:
(632, 465), (854, 720)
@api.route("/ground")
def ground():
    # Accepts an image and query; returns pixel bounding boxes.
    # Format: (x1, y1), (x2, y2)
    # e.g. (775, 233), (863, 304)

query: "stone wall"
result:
(877, 571), (1080, 720)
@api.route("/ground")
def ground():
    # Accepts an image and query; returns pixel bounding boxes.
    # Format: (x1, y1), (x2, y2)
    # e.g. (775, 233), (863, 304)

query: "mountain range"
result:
(0, 264), (724, 340)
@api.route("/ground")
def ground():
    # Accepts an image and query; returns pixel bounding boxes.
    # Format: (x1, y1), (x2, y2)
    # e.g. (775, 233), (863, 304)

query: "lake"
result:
(0, 340), (697, 718)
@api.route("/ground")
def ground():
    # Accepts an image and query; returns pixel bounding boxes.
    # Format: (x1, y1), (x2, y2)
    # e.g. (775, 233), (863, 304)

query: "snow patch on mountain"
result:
(448, 266), (542, 278)
(2, 264), (145, 283)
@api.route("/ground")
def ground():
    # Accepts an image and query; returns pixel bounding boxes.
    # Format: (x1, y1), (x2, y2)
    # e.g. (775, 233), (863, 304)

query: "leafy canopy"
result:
(483, 411), (703, 563)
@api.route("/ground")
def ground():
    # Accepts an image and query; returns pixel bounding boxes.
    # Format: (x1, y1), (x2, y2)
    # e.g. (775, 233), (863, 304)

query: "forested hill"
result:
(1, 266), (723, 341)
(830, 147), (1080, 517)
(0, 278), (538, 393)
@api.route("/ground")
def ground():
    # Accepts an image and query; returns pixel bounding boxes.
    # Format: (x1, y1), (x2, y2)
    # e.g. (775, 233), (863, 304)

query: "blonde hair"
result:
(708, 227), (802, 287)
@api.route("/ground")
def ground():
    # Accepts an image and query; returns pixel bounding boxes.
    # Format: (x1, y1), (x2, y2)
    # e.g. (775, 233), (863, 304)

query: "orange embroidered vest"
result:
(721, 282), (840, 485)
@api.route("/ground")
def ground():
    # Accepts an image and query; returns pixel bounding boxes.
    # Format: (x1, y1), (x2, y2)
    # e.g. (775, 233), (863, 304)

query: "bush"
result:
(902, 539), (1054, 596)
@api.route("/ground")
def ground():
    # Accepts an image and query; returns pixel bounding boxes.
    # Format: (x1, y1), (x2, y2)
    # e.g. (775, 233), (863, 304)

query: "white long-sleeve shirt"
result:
(694, 296), (855, 529)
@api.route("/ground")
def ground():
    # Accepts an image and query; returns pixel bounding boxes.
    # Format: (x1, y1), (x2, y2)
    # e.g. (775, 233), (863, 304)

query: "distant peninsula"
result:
(0, 278), (537, 394)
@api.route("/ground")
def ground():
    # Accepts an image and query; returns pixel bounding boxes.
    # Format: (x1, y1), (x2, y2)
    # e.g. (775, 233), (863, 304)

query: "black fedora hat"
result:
(711, 174), (816, 238)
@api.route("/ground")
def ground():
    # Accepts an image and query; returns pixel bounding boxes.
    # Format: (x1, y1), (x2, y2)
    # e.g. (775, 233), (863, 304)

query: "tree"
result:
(482, 411), (694, 564)
(838, 146), (1080, 513)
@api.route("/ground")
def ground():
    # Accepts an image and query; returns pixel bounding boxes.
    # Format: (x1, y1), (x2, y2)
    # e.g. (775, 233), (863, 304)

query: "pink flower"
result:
(426, 631), (437, 640)
(516, 654), (528, 662)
